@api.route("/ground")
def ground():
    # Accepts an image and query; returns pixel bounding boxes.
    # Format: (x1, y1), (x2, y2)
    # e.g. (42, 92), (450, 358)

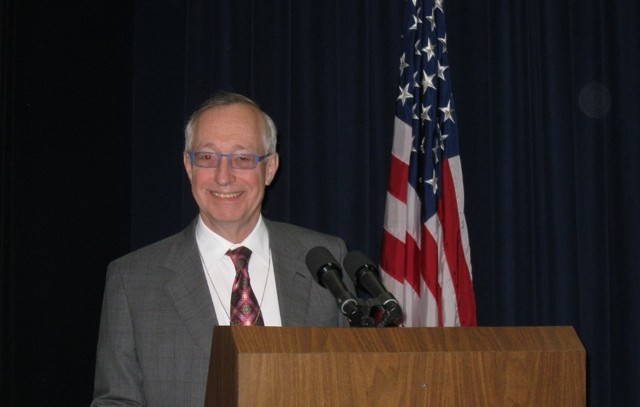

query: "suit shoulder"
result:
(266, 219), (336, 237)
(265, 219), (346, 248)
(108, 224), (194, 270)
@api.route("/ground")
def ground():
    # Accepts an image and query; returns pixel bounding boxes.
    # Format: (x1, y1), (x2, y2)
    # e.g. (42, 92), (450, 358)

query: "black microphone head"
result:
(305, 246), (341, 285)
(344, 250), (378, 283)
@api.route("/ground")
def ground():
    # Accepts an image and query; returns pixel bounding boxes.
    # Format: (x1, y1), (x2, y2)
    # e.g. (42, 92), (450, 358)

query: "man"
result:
(92, 92), (353, 406)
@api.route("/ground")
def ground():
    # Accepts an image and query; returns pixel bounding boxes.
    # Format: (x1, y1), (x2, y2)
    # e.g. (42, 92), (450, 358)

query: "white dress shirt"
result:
(195, 215), (282, 326)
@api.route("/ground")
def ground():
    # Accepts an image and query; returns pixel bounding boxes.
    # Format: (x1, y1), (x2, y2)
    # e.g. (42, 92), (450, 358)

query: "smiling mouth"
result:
(211, 191), (241, 199)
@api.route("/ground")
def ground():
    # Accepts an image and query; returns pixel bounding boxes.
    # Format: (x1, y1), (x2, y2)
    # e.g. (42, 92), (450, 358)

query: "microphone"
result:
(343, 250), (402, 327)
(305, 246), (371, 326)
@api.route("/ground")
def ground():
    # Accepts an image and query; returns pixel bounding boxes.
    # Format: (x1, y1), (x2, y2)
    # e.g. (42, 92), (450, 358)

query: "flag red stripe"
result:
(380, 229), (422, 294)
(387, 154), (409, 202)
(403, 232), (421, 293)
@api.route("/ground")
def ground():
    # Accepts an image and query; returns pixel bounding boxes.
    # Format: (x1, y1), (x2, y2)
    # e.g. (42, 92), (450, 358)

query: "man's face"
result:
(184, 103), (278, 241)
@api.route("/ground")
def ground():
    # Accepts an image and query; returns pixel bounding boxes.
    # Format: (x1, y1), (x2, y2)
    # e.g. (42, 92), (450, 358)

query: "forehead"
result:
(193, 103), (264, 149)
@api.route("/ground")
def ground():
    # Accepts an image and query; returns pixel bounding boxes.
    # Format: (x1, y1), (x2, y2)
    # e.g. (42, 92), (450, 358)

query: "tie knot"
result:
(226, 246), (252, 270)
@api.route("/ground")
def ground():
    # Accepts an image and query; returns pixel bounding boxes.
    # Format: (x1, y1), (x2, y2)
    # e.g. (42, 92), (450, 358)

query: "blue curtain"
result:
(130, 1), (639, 406)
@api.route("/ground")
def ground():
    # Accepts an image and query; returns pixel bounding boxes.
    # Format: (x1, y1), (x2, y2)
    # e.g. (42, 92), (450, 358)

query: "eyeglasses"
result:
(187, 151), (272, 170)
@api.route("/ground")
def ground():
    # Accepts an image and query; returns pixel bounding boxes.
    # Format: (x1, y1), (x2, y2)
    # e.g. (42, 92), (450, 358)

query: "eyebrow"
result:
(197, 143), (257, 153)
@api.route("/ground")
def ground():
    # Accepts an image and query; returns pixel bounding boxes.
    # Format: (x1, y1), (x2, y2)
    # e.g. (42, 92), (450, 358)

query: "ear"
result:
(183, 152), (193, 182)
(265, 153), (279, 186)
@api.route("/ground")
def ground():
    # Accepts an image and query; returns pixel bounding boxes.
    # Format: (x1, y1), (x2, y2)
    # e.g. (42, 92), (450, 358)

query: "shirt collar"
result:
(195, 215), (270, 264)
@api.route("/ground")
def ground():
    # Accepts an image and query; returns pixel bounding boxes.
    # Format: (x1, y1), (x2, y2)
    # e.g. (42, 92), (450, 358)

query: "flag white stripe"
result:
(448, 155), (472, 268)
(383, 192), (406, 243)
(382, 270), (439, 327)
(391, 117), (413, 164)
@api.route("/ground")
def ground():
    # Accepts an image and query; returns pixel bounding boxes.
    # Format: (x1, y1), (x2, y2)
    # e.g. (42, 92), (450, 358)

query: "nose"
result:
(214, 156), (235, 185)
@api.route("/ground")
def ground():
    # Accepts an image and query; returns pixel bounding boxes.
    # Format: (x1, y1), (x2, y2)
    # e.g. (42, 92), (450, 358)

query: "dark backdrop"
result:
(2, 1), (639, 406)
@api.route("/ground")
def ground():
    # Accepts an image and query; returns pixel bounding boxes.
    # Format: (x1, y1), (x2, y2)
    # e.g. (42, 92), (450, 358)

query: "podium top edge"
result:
(212, 325), (585, 353)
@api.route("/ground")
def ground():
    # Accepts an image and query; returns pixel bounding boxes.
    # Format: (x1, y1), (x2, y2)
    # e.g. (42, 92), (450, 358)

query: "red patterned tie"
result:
(227, 246), (264, 326)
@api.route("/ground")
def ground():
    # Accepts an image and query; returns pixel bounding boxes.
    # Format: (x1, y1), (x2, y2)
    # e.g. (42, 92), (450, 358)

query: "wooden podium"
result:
(204, 326), (585, 406)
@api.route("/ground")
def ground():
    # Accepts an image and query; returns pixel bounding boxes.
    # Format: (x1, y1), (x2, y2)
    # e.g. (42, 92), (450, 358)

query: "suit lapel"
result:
(266, 220), (316, 326)
(163, 221), (217, 354)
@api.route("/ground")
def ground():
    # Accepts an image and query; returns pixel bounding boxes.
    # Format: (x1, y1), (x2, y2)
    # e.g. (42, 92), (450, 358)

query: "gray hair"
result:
(184, 92), (278, 153)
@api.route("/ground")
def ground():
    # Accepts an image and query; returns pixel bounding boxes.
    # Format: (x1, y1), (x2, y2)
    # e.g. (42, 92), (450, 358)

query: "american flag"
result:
(380, 0), (477, 327)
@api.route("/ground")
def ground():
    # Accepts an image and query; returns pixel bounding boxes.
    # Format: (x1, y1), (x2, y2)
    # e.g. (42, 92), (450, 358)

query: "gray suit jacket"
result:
(92, 218), (353, 406)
